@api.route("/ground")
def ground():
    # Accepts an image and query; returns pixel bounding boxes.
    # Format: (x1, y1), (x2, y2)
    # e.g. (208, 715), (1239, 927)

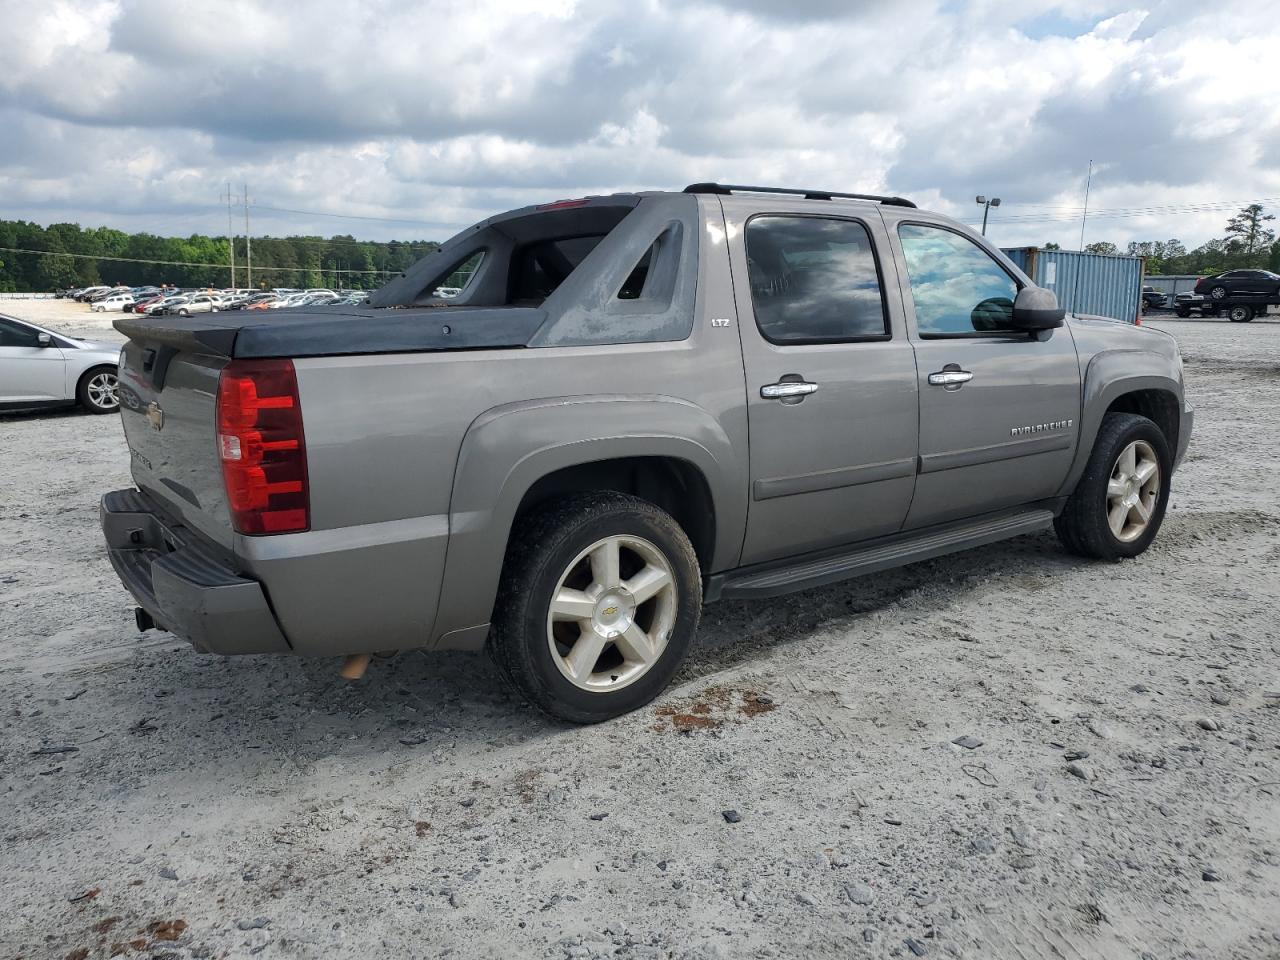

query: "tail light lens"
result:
(216, 359), (309, 535)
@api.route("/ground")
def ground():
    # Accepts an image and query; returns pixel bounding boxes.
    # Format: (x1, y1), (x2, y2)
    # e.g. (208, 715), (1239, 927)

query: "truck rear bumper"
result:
(101, 489), (291, 655)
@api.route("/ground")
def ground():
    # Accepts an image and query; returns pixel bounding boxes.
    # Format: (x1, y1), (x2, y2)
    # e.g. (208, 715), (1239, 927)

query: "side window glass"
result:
(745, 216), (888, 343)
(0, 319), (38, 347)
(897, 224), (1019, 336)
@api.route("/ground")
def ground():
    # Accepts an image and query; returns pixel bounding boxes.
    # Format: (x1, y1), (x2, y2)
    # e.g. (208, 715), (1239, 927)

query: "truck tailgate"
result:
(116, 338), (235, 552)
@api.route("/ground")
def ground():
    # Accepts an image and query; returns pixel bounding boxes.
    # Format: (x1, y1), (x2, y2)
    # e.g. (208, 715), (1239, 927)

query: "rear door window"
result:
(745, 216), (889, 343)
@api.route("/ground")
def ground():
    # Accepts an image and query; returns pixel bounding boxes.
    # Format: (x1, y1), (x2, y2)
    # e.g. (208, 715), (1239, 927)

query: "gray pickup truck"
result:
(101, 183), (1193, 722)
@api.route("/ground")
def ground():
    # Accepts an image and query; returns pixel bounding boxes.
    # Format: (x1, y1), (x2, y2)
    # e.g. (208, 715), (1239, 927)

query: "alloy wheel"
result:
(87, 371), (119, 411)
(1106, 440), (1160, 542)
(545, 535), (678, 692)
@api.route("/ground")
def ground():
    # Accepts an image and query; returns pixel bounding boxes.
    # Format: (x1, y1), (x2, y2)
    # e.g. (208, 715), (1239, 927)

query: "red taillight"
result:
(216, 358), (309, 535)
(535, 198), (589, 210)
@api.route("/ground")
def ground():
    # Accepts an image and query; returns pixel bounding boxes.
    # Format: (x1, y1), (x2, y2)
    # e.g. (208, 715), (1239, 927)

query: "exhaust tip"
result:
(134, 607), (156, 633)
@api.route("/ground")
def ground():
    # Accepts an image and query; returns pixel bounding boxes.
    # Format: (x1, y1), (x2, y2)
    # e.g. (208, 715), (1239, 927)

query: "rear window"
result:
(509, 236), (606, 305)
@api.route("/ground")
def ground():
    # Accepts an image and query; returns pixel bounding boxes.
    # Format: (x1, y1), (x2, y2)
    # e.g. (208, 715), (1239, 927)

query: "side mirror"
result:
(1011, 287), (1065, 330)
(36, 332), (52, 347)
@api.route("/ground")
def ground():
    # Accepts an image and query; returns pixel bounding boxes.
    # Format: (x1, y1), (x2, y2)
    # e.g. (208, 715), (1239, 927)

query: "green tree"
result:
(1224, 203), (1275, 260)
(1084, 241), (1118, 255)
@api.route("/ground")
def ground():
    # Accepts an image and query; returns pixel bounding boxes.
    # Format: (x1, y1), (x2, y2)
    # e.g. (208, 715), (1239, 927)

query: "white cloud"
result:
(0, 0), (1277, 250)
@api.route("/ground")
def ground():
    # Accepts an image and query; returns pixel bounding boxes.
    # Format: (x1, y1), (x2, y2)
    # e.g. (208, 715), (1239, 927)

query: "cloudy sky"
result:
(2, 0), (1278, 250)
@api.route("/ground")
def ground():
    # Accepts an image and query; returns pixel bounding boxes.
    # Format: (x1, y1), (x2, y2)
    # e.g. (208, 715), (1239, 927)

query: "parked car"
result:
(0, 314), (121, 414)
(127, 294), (167, 314)
(101, 183), (1192, 723)
(92, 293), (136, 312)
(1141, 286), (1166, 310)
(162, 293), (222, 316)
(142, 295), (189, 316)
(74, 285), (114, 302)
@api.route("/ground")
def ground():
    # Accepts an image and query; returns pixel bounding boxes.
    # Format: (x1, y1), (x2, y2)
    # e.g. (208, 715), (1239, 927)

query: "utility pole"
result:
(222, 183), (237, 287)
(243, 183), (253, 289)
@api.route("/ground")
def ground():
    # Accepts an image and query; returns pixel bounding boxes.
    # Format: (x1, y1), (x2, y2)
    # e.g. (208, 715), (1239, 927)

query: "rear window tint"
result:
(746, 216), (888, 342)
(510, 235), (606, 304)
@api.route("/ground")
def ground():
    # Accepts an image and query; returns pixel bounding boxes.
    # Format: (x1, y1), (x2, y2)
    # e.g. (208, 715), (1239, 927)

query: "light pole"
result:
(976, 195), (1001, 235)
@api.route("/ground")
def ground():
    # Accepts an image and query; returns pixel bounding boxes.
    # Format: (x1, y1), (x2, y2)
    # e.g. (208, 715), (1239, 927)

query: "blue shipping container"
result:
(1001, 247), (1144, 324)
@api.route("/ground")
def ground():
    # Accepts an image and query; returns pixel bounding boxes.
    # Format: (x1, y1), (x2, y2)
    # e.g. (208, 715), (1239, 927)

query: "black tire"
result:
(487, 492), (702, 724)
(1175, 308), (1190, 318)
(178, 308), (190, 317)
(1055, 412), (1171, 560)
(76, 366), (120, 415)
(1228, 304), (1254, 323)
(1210, 285), (1227, 300)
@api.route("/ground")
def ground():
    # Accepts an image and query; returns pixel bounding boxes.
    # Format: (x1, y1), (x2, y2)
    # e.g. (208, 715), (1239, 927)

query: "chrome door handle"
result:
(928, 369), (974, 386)
(760, 381), (819, 399)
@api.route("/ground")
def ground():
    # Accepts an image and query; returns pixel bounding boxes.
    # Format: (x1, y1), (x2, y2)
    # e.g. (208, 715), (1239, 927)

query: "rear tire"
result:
(1055, 413), (1171, 560)
(1175, 307), (1190, 318)
(1228, 304), (1254, 323)
(487, 492), (702, 724)
(1210, 285), (1227, 300)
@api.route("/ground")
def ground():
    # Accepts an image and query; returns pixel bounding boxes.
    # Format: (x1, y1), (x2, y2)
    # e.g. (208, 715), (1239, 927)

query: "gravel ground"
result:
(1, 302), (1278, 960)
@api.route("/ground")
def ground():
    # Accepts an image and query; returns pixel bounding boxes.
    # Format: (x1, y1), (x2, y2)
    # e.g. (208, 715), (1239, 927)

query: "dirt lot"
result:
(2, 301), (1278, 960)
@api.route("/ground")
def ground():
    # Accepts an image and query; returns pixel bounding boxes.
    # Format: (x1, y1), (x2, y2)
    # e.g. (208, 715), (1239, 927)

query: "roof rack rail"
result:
(683, 182), (917, 208)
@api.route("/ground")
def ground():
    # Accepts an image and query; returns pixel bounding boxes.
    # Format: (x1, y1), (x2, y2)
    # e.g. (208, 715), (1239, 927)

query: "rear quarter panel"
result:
(241, 196), (747, 655)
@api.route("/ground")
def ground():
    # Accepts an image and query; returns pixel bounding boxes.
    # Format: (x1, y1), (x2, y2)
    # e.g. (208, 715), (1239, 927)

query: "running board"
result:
(709, 508), (1055, 601)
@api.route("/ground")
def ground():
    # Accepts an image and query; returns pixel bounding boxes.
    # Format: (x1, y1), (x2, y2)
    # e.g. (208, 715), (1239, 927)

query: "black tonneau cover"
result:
(113, 306), (546, 359)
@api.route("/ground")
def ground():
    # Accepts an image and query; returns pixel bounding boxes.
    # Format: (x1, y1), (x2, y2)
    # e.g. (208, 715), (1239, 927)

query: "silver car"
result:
(0, 314), (121, 414)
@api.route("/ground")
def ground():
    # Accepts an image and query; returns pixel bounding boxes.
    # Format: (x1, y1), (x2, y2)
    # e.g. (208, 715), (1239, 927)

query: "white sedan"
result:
(0, 314), (122, 414)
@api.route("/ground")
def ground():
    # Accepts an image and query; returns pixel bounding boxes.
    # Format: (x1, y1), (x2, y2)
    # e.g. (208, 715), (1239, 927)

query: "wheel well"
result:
(514, 457), (716, 571)
(1105, 389), (1179, 452)
(77, 364), (117, 389)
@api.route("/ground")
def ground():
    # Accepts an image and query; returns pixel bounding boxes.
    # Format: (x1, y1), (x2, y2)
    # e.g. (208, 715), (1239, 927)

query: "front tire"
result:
(488, 492), (702, 724)
(1055, 413), (1171, 560)
(77, 366), (120, 414)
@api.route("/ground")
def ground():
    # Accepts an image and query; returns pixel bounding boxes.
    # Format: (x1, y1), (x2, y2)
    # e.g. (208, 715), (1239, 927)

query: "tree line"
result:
(1048, 204), (1279, 275)
(0, 219), (441, 292)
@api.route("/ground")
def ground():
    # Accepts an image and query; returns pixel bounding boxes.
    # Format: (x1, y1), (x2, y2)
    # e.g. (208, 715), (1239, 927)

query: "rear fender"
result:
(431, 395), (744, 648)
